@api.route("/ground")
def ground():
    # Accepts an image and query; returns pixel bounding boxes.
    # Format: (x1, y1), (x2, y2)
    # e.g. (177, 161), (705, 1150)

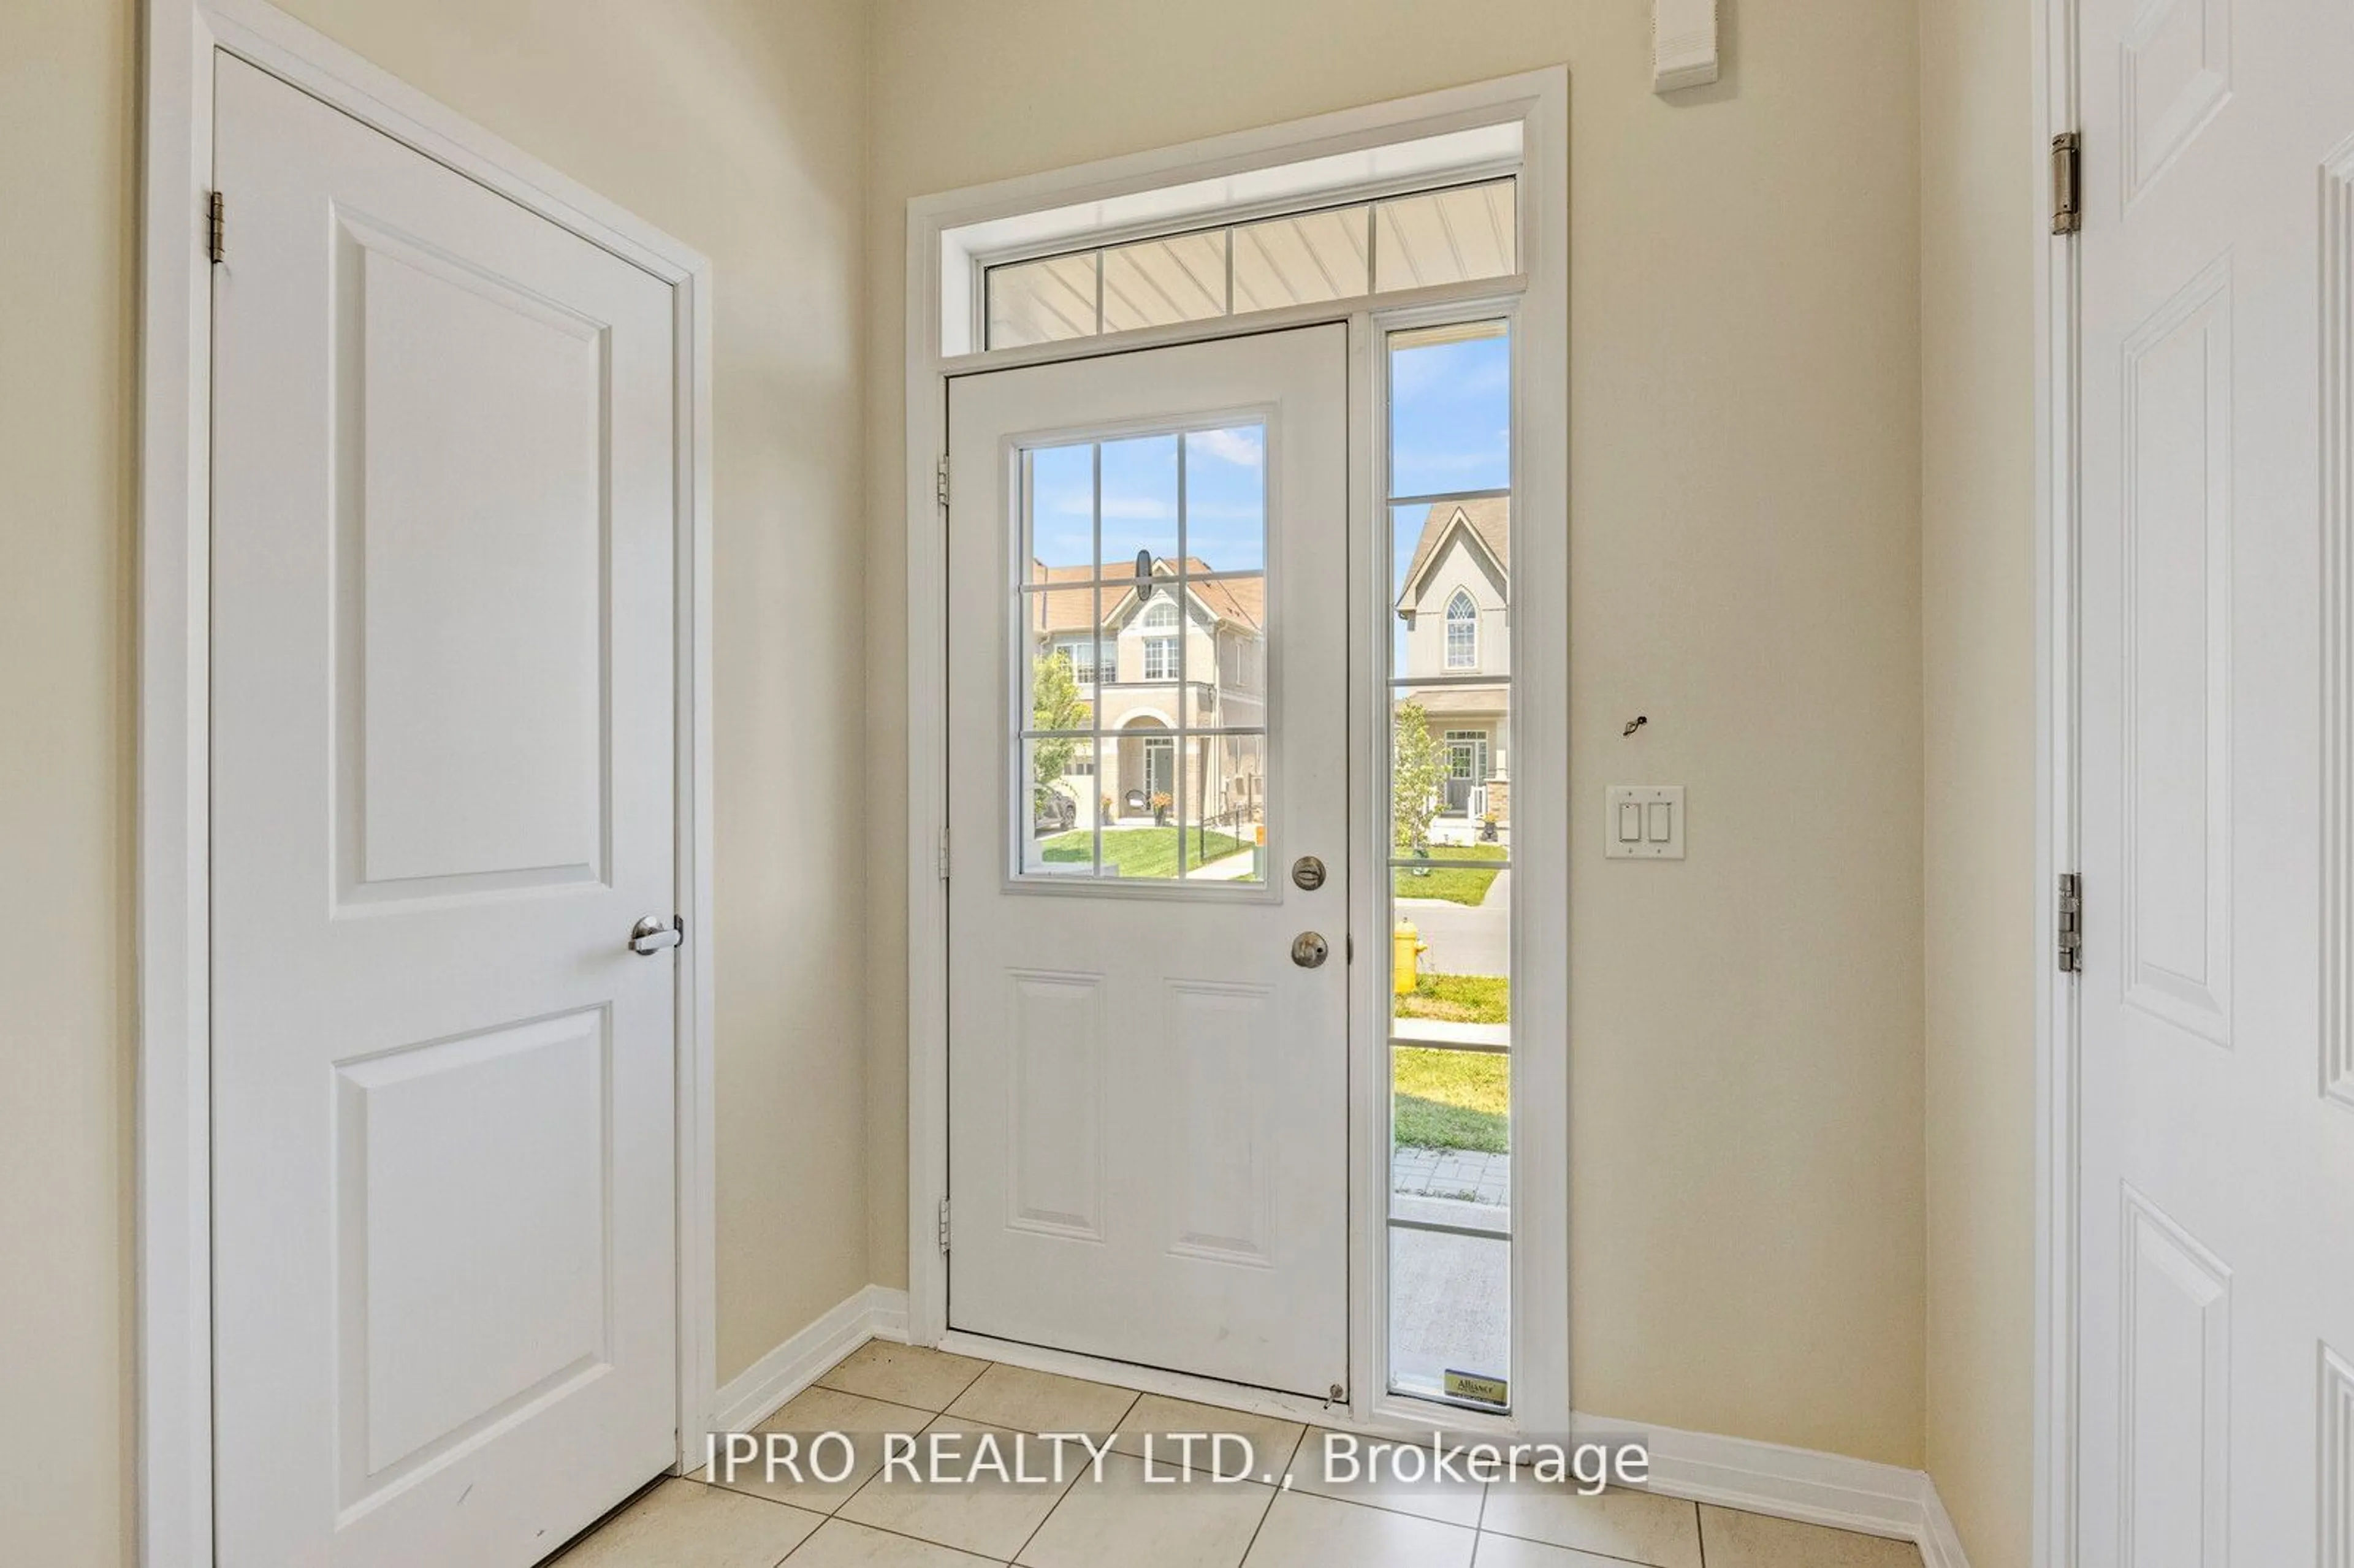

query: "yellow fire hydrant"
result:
(1392, 919), (1427, 994)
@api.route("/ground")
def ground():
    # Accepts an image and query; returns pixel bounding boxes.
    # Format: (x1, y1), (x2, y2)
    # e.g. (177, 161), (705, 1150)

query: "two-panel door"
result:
(2071, 0), (2354, 1561)
(210, 56), (682, 1567)
(945, 327), (1353, 1398)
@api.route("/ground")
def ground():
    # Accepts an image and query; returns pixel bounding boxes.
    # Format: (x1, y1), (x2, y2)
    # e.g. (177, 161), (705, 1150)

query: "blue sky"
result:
(1024, 324), (1509, 611)
(1029, 427), (1266, 580)
(1390, 327), (1510, 590)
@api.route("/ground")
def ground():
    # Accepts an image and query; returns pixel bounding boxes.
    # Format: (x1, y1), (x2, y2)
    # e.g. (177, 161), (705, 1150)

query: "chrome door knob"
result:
(629, 915), (684, 954)
(1291, 932), (1329, 969)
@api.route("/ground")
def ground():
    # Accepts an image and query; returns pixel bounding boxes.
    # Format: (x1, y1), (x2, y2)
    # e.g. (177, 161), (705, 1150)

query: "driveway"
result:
(1396, 869), (1510, 978)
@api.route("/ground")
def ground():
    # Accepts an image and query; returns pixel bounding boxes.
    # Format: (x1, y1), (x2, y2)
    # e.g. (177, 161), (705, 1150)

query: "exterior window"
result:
(1386, 317), (1512, 1410)
(1054, 636), (1096, 685)
(1142, 595), (1180, 680)
(1446, 590), (1479, 669)
(986, 177), (1517, 349)
(1016, 425), (1268, 884)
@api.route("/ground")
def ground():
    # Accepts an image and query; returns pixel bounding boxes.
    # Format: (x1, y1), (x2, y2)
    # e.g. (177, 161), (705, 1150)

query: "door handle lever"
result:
(629, 915), (684, 955)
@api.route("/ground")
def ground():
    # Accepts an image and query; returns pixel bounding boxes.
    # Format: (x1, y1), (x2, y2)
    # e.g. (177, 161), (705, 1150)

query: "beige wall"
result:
(1, 4), (140, 1564)
(1919, 0), (2039, 1563)
(867, 0), (1929, 1466)
(1, 1), (871, 1559)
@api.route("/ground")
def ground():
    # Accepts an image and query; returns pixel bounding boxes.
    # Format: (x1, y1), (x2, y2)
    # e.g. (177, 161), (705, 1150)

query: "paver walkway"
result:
(1390, 1144), (1510, 1205)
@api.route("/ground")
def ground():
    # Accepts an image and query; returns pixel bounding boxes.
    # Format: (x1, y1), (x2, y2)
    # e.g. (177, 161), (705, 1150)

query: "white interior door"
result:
(946, 326), (1351, 1398)
(210, 56), (680, 1567)
(2072, 2), (2354, 1561)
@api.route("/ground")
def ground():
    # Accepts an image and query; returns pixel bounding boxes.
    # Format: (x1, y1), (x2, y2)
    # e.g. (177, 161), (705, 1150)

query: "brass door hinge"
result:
(207, 191), (226, 262)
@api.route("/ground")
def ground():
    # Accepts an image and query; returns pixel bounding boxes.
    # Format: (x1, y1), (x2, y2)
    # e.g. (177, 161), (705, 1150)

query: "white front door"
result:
(946, 326), (1351, 1397)
(2072, 1), (2354, 1561)
(210, 56), (681, 1567)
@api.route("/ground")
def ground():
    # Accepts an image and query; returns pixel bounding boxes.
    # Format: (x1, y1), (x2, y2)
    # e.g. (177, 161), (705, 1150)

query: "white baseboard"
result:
(1574, 1410), (1972, 1567)
(1915, 1483), (1973, 1568)
(865, 1306), (1976, 1564)
(707, 1285), (910, 1436)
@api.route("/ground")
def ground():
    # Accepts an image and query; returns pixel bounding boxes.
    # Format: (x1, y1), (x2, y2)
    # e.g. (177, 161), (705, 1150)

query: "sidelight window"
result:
(1386, 317), (1514, 1410)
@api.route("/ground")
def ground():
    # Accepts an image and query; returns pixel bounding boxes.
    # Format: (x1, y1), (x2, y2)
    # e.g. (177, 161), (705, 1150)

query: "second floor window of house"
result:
(1141, 596), (1181, 680)
(1446, 589), (1479, 669)
(1053, 635), (1096, 685)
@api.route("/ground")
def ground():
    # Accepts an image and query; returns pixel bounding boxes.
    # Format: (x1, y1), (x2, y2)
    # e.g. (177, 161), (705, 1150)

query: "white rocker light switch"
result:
(1606, 785), (1685, 859)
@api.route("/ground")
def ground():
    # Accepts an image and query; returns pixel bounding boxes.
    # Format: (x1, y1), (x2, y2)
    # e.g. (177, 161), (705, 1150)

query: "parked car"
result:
(1032, 781), (1078, 834)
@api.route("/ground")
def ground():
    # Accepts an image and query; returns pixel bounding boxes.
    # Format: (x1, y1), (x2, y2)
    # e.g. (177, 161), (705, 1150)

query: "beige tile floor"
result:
(553, 1344), (1925, 1568)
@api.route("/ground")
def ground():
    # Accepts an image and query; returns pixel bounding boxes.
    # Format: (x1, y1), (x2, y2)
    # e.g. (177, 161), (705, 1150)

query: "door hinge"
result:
(2051, 132), (2081, 235)
(937, 825), (951, 881)
(937, 1197), (951, 1254)
(2057, 872), (2083, 973)
(207, 190), (226, 262)
(935, 455), (950, 509)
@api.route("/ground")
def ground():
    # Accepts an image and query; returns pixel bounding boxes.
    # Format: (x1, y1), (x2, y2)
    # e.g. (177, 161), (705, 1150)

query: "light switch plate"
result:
(1606, 785), (1685, 859)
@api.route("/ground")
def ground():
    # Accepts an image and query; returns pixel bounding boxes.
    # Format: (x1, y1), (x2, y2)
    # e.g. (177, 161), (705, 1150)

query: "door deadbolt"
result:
(1290, 932), (1330, 969)
(1291, 855), (1327, 891)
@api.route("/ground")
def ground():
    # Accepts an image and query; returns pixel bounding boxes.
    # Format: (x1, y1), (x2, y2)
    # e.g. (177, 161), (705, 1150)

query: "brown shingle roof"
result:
(1029, 564), (1099, 634)
(1030, 557), (1264, 634)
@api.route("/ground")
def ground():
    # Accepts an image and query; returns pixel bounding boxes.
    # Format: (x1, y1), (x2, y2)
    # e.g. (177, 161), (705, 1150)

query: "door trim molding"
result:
(136, 4), (718, 1563)
(2032, 0), (2082, 1564)
(902, 69), (1571, 1434)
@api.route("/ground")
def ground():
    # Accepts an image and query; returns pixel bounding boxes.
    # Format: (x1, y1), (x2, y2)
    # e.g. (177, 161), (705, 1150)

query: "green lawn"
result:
(1393, 1046), (1510, 1152)
(1040, 826), (1249, 879)
(1392, 843), (1507, 905)
(1393, 972), (1510, 1025)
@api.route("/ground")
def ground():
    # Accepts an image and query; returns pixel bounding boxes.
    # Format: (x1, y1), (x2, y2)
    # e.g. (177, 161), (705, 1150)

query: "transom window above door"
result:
(988, 177), (1518, 349)
(1018, 421), (1271, 885)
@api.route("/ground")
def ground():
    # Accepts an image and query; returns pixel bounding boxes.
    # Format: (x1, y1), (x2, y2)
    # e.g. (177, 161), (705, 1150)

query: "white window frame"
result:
(1445, 588), (1480, 669)
(937, 120), (1526, 358)
(904, 68), (1568, 1439)
(1143, 634), (1180, 681)
(980, 174), (1520, 351)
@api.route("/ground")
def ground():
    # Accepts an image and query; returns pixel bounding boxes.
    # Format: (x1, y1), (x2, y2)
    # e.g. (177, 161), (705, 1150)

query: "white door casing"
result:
(210, 54), (681, 1567)
(945, 326), (1352, 1398)
(2068, 0), (2354, 1561)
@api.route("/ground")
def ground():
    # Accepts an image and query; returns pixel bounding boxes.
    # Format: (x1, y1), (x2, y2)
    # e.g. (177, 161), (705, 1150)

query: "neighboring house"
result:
(1395, 497), (1509, 825)
(1030, 556), (1267, 828)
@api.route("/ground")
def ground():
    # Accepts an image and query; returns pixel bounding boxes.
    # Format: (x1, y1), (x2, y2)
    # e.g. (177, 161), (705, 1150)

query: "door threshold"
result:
(938, 1330), (1523, 1441)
